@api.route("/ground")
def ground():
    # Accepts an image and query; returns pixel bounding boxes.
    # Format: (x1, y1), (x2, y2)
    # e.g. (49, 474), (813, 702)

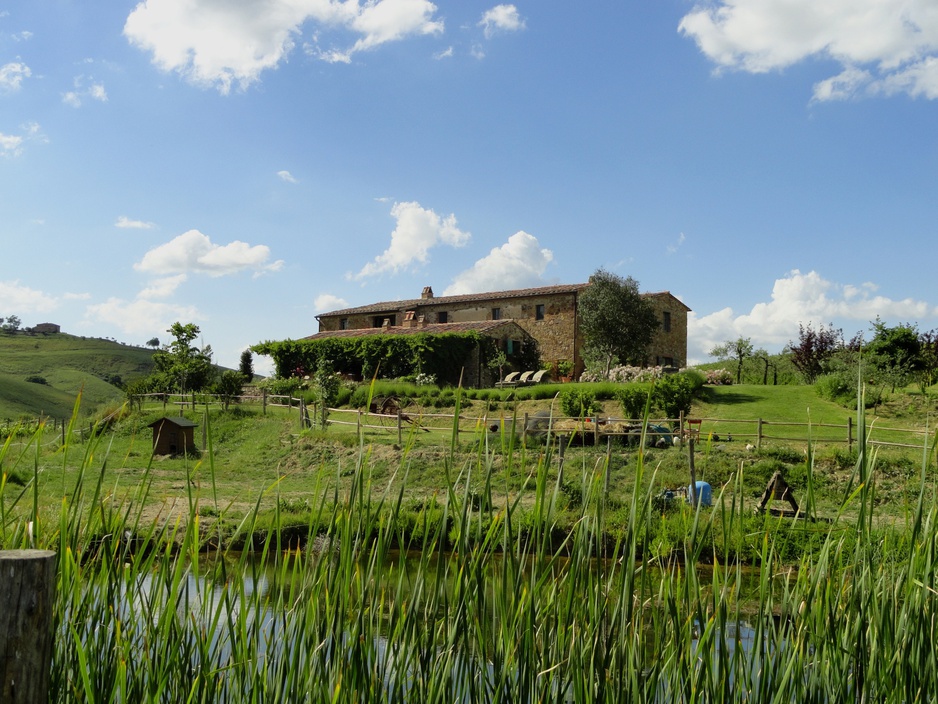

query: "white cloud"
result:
(0, 61), (30, 91)
(116, 215), (157, 229)
(125, 0), (444, 92)
(134, 229), (284, 278)
(687, 269), (938, 364)
(679, 0), (938, 101)
(354, 201), (471, 279)
(62, 75), (108, 107)
(0, 280), (59, 314)
(0, 132), (23, 155)
(139, 274), (187, 299)
(85, 296), (201, 337)
(314, 293), (349, 312)
(443, 231), (553, 295)
(434, 46), (453, 59)
(277, 170), (298, 183)
(666, 232), (686, 255)
(479, 4), (525, 39)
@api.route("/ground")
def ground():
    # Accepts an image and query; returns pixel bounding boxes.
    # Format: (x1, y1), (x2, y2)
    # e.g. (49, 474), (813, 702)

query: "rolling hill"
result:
(0, 331), (156, 420)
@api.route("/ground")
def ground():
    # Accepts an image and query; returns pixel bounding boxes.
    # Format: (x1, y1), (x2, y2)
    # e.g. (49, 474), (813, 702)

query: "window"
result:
(438, 311), (448, 323)
(492, 307), (501, 320)
(535, 304), (545, 321)
(506, 339), (514, 354)
(663, 311), (671, 333)
(339, 318), (349, 330)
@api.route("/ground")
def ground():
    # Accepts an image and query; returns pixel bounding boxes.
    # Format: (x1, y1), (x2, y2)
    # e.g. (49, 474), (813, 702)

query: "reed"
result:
(1, 381), (936, 702)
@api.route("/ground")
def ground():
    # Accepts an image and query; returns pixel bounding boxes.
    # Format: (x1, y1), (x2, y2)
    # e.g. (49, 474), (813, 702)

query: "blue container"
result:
(687, 481), (712, 507)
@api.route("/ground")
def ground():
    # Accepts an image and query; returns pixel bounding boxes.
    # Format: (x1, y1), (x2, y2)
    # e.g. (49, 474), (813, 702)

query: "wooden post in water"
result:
(0, 550), (57, 704)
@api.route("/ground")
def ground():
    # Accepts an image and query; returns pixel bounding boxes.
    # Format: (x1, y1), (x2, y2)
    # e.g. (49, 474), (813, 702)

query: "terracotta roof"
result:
(303, 320), (528, 340)
(317, 283), (691, 317)
(643, 291), (692, 311)
(317, 283), (590, 318)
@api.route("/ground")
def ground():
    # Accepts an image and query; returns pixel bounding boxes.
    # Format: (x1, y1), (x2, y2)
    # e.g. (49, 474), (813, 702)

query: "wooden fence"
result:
(8, 394), (936, 454)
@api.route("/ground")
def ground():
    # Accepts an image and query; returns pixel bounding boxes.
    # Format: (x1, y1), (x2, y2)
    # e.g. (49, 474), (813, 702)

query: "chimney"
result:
(418, 315), (427, 328)
(421, 286), (433, 299)
(403, 310), (417, 328)
(382, 318), (391, 329)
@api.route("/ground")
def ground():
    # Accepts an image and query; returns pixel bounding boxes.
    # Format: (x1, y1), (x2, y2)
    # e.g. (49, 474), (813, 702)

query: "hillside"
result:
(0, 331), (156, 420)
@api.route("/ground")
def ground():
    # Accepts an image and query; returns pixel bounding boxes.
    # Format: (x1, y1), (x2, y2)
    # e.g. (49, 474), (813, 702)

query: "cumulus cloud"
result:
(0, 280), (59, 314)
(134, 229), (284, 278)
(479, 4), (525, 39)
(139, 274), (187, 299)
(354, 201), (470, 279)
(687, 269), (938, 364)
(0, 61), (30, 91)
(115, 215), (157, 229)
(314, 293), (350, 312)
(443, 231), (553, 295)
(277, 170), (297, 183)
(679, 0), (938, 101)
(125, 0), (444, 92)
(85, 296), (201, 337)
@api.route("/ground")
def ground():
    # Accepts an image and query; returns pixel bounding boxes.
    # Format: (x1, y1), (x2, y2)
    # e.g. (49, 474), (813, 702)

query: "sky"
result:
(2, 0), (938, 376)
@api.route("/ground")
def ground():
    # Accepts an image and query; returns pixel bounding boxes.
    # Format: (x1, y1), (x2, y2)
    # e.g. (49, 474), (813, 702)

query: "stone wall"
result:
(643, 293), (689, 368)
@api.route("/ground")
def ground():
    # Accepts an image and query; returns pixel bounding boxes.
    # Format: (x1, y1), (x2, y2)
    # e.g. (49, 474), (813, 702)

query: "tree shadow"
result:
(699, 387), (761, 405)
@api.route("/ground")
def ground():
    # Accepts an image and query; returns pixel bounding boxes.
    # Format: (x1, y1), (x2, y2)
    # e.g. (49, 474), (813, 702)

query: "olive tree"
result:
(151, 322), (215, 394)
(710, 337), (753, 385)
(578, 269), (660, 377)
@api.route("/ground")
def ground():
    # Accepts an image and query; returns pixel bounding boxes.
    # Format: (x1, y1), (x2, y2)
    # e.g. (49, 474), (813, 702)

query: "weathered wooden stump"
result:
(0, 550), (57, 704)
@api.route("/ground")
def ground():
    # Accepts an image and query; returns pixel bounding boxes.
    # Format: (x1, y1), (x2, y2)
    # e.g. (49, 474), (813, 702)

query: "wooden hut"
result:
(148, 416), (199, 455)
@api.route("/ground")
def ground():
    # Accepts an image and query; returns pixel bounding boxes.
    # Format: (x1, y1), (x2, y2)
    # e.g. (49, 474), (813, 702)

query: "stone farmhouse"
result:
(313, 283), (690, 379)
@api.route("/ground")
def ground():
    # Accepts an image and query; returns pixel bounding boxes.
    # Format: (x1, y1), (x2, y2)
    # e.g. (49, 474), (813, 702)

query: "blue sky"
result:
(2, 0), (937, 374)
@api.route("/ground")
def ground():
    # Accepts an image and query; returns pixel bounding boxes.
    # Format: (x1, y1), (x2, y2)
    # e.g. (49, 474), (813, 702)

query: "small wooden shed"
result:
(148, 416), (199, 455)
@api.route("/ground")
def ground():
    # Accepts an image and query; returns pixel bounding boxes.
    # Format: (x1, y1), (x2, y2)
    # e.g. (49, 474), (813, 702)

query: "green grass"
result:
(0, 332), (155, 419)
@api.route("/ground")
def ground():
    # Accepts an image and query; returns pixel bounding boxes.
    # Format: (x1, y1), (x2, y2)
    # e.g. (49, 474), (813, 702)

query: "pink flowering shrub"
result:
(705, 368), (734, 385)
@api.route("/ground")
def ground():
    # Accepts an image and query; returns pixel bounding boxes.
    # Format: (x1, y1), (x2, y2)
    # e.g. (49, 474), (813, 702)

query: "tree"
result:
(239, 349), (254, 383)
(709, 337), (753, 385)
(214, 370), (244, 411)
(752, 348), (777, 385)
(1, 314), (21, 333)
(866, 318), (922, 391)
(146, 337), (160, 349)
(578, 269), (660, 376)
(788, 323), (843, 384)
(151, 322), (215, 394)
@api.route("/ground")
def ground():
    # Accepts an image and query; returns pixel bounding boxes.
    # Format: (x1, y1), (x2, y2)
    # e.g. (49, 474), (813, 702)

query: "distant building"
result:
(315, 283), (690, 374)
(148, 416), (199, 455)
(33, 323), (61, 334)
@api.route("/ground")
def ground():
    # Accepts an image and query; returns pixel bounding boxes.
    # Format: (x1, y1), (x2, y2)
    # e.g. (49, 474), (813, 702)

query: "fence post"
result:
(397, 410), (403, 446)
(262, 389), (267, 415)
(756, 418), (763, 450)
(848, 416), (853, 451)
(0, 549), (57, 704)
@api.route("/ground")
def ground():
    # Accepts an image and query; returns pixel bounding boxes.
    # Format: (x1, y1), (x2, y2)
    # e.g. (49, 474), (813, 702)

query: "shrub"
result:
(559, 388), (601, 418)
(653, 373), (695, 419)
(25, 375), (48, 385)
(616, 385), (650, 420)
(815, 373), (857, 406)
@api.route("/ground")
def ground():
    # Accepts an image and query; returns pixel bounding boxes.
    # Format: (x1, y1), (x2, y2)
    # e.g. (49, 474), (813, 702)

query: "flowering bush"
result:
(414, 372), (437, 386)
(704, 368), (734, 385)
(581, 365), (679, 383)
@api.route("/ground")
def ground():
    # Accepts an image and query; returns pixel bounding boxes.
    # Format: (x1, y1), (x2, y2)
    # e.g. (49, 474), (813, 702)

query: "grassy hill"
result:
(0, 331), (155, 420)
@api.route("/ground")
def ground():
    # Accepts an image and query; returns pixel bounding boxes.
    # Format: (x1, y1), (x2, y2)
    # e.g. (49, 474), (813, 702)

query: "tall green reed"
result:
(1, 377), (936, 701)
